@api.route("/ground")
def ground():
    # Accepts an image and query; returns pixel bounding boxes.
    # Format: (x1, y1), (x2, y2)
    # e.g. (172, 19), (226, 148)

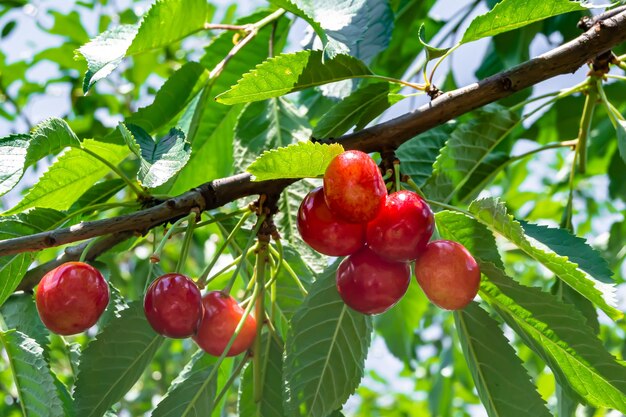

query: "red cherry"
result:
(193, 291), (256, 357)
(323, 150), (386, 223)
(414, 240), (480, 310)
(35, 262), (109, 335)
(366, 190), (434, 261)
(297, 187), (366, 256)
(144, 273), (203, 338)
(336, 246), (410, 315)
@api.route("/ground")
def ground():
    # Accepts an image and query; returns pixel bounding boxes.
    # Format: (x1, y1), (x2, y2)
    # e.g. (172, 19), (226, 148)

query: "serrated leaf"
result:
(247, 142), (344, 181)
(121, 124), (191, 188)
(234, 98), (312, 171)
(313, 82), (404, 138)
(0, 217), (39, 307)
(238, 335), (285, 417)
(5, 139), (129, 214)
(460, 0), (587, 45)
(284, 264), (372, 417)
(152, 352), (217, 417)
(0, 330), (65, 417)
(479, 263), (626, 412)
(454, 302), (551, 417)
(216, 51), (373, 105)
(521, 221), (613, 284)
(418, 23), (449, 61)
(78, 0), (213, 91)
(469, 198), (622, 320)
(435, 210), (504, 269)
(1, 294), (49, 356)
(424, 105), (519, 203)
(396, 124), (453, 188)
(0, 118), (81, 197)
(74, 302), (164, 417)
(457, 152), (510, 203)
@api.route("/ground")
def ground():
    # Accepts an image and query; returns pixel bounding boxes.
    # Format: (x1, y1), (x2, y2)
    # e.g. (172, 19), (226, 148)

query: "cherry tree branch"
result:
(1, 10), (626, 263)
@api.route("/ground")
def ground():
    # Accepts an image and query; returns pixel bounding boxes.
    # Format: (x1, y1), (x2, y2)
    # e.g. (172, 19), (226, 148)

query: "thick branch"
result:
(1, 11), (626, 258)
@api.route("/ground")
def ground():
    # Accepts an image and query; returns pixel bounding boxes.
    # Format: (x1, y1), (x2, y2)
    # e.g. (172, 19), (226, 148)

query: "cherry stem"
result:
(201, 254), (244, 289)
(405, 177), (427, 199)
(197, 211), (252, 289)
(170, 207), (250, 233)
(575, 81), (598, 175)
(267, 244), (308, 296)
(78, 237), (101, 263)
(212, 353), (251, 410)
(393, 160), (401, 193)
(175, 212), (197, 274)
(253, 237), (269, 403)
(222, 214), (266, 294)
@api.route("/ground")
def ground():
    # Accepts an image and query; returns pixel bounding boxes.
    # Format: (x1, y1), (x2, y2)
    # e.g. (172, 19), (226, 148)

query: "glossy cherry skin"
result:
(297, 187), (366, 256)
(336, 246), (410, 315)
(366, 190), (434, 261)
(323, 150), (387, 223)
(193, 291), (256, 357)
(144, 273), (203, 338)
(35, 262), (109, 335)
(414, 240), (480, 310)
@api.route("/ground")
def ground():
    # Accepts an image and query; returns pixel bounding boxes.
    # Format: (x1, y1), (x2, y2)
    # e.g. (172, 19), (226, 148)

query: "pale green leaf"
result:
(216, 51), (373, 105)
(0, 330), (64, 417)
(461, 0), (587, 44)
(247, 141), (344, 181)
(284, 264), (372, 417)
(454, 302), (551, 417)
(4, 139), (129, 214)
(424, 105), (519, 203)
(313, 82), (404, 138)
(469, 198), (622, 320)
(1, 294), (49, 356)
(616, 119), (626, 165)
(480, 263), (626, 412)
(418, 23), (450, 61)
(74, 302), (164, 417)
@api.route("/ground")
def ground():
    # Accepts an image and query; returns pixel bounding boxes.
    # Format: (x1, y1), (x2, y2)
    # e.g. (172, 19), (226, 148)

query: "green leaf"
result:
(479, 263), (626, 412)
(216, 51), (373, 105)
(69, 179), (126, 212)
(79, 0), (214, 91)
(435, 210), (504, 269)
(469, 198), (622, 320)
(0, 330), (65, 417)
(424, 105), (519, 203)
(234, 98), (312, 172)
(460, 0), (587, 44)
(274, 245), (315, 332)
(5, 139), (129, 214)
(418, 23), (450, 61)
(396, 124), (453, 188)
(74, 302), (164, 417)
(152, 352), (217, 417)
(616, 119), (626, 165)
(454, 302), (551, 417)
(521, 221), (613, 284)
(238, 335), (285, 417)
(284, 264), (372, 417)
(247, 141), (344, 181)
(121, 124), (191, 188)
(0, 118), (81, 197)
(313, 82), (404, 138)
(0, 222), (35, 307)
(1, 294), (49, 356)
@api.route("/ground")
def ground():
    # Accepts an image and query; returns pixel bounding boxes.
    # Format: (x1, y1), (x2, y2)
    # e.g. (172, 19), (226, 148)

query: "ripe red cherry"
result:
(323, 150), (386, 223)
(144, 273), (203, 338)
(414, 240), (480, 310)
(193, 291), (256, 357)
(366, 190), (434, 261)
(297, 187), (366, 256)
(35, 262), (109, 335)
(336, 246), (410, 315)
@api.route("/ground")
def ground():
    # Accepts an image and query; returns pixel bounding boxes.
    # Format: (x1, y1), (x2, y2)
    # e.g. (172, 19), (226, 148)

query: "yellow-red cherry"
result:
(336, 246), (410, 315)
(35, 261), (109, 335)
(323, 150), (386, 223)
(193, 291), (256, 357)
(414, 240), (480, 310)
(144, 273), (203, 338)
(297, 187), (366, 256)
(366, 190), (434, 261)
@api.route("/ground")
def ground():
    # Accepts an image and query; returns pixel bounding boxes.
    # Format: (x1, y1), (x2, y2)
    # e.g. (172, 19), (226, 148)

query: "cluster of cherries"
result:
(297, 150), (480, 314)
(36, 263), (256, 357)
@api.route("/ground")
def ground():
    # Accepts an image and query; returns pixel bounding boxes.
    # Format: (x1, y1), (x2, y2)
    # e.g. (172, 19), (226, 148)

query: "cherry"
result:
(323, 150), (386, 223)
(35, 262), (109, 335)
(143, 273), (203, 338)
(414, 240), (480, 310)
(366, 190), (434, 261)
(336, 246), (410, 315)
(193, 291), (256, 357)
(297, 187), (366, 256)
